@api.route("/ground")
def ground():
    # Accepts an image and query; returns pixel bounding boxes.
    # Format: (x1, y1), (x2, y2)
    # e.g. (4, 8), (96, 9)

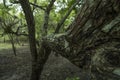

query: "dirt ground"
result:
(0, 45), (89, 80)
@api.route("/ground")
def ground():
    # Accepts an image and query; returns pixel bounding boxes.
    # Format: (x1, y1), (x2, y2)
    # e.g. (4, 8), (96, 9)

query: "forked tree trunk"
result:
(19, 0), (55, 80)
(46, 0), (120, 80)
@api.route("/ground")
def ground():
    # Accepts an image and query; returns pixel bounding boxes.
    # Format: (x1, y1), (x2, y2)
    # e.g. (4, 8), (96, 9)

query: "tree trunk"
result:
(8, 34), (17, 56)
(19, 0), (39, 80)
(46, 0), (120, 80)
(19, 0), (55, 80)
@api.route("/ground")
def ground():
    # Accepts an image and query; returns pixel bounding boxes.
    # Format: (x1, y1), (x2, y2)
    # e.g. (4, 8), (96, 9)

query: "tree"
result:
(0, 1), (28, 55)
(46, 0), (120, 80)
(2, 0), (119, 80)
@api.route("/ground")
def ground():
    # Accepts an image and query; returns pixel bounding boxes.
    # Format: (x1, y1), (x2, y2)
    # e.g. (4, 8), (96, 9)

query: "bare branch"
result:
(12, 32), (28, 36)
(54, 0), (81, 33)
(30, 2), (46, 11)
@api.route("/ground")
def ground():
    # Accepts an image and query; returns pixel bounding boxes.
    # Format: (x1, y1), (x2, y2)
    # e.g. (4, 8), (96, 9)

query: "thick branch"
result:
(19, 0), (38, 60)
(45, 0), (120, 79)
(42, 0), (56, 36)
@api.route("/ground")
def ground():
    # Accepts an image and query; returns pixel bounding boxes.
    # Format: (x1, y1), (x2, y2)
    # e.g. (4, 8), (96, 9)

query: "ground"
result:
(0, 43), (89, 80)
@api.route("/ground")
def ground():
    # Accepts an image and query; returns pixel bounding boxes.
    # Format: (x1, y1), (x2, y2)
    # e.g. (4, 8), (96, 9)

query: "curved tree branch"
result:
(54, 0), (81, 33)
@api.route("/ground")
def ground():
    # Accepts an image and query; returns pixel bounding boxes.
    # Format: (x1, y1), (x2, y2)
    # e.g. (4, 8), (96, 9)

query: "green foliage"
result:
(66, 77), (80, 80)
(0, 0), (77, 40)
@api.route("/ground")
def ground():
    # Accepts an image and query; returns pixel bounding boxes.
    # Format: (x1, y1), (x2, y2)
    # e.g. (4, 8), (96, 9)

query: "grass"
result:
(0, 43), (21, 49)
(0, 35), (28, 50)
(0, 43), (31, 80)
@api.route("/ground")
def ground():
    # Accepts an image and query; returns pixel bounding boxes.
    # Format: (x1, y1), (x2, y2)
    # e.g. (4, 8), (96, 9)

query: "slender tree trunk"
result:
(8, 34), (16, 56)
(54, 0), (80, 33)
(35, 0), (56, 79)
(19, 0), (38, 80)
(19, 0), (55, 80)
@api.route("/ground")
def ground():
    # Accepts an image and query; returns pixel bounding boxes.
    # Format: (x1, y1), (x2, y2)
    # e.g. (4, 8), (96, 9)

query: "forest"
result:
(0, 0), (120, 80)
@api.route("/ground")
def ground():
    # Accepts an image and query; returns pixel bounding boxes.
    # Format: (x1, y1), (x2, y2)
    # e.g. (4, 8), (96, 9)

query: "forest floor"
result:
(0, 43), (89, 80)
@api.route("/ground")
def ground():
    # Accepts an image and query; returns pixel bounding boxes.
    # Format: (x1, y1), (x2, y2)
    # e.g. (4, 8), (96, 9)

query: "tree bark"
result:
(46, 0), (120, 80)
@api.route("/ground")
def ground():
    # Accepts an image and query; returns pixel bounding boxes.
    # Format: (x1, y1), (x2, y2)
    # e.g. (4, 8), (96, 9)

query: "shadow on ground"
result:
(0, 46), (89, 80)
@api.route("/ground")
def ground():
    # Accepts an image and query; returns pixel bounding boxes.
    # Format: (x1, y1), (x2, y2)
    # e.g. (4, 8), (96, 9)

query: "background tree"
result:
(0, 2), (28, 55)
